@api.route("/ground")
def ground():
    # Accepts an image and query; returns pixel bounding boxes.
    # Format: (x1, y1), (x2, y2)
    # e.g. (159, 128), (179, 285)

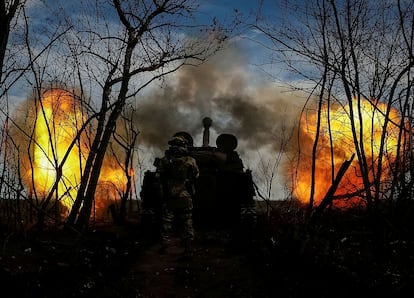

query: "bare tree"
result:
(0, 0), (25, 217)
(2, 0), (227, 232)
(253, 0), (413, 212)
(54, 0), (227, 230)
(0, 0), (75, 231)
(254, 121), (292, 216)
(107, 104), (139, 223)
(0, 0), (24, 84)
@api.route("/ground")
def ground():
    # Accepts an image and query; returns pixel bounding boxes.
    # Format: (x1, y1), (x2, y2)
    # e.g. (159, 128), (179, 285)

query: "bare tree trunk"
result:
(0, 0), (22, 82)
(115, 111), (138, 223)
(311, 153), (355, 223)
(75, 99), (128, 228)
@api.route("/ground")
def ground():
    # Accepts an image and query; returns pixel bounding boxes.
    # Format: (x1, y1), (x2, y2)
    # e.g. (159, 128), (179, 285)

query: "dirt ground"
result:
(1, 224), (276, 298)
(1, 204), (414, 298)
(124, 230), (270, 298)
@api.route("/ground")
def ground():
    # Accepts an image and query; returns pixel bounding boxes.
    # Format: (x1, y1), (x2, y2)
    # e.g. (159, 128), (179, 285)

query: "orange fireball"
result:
(21, 89), (130, 218)
(30, 89), (87, 208)
(290, 98), (403, 208)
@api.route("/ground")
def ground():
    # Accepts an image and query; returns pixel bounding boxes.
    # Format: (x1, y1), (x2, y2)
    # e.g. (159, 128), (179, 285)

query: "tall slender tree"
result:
(61, 0), (227, 229)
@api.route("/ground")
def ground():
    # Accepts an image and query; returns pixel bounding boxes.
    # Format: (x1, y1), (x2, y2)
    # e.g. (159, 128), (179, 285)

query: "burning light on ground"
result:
(21, 89), (129, 217)
(291, 98), (403, 207)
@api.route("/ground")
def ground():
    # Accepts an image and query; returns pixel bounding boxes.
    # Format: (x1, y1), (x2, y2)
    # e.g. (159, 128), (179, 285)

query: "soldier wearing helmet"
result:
(155, 135), (199, 256)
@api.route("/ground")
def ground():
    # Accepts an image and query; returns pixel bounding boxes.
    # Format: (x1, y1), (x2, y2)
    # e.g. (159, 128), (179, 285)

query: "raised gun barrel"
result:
(202, 117), (212, 147)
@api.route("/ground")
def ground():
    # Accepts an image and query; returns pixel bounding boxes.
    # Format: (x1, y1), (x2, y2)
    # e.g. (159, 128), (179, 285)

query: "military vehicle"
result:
(140, 117), (256, 233)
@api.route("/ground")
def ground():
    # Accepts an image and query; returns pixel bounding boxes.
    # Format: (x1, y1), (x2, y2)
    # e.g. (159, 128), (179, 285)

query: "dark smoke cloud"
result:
(134, 45), (305, 156)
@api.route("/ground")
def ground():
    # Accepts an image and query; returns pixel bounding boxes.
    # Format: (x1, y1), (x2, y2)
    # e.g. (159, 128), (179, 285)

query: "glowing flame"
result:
(23, 89), (129, 217)
(291, 98), (403, 207)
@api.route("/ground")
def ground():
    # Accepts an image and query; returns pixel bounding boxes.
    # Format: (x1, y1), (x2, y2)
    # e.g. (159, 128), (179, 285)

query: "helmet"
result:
(168, 135), (188, 147)
(173, 131), (194, 147)
(216, 133), (237, 152)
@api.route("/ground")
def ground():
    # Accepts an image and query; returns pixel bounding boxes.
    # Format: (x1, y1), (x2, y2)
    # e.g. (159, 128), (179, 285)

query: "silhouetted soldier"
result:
(155, 135), (199, 256)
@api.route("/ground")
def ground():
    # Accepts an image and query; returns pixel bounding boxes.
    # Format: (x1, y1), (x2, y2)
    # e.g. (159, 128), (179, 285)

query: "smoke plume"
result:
(134, 45), (306, 162)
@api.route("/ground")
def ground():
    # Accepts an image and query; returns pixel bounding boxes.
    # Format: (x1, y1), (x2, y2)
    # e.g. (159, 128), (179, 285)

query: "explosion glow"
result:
(292, 98), (403, 208)
(22, 89), (129, 217)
